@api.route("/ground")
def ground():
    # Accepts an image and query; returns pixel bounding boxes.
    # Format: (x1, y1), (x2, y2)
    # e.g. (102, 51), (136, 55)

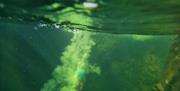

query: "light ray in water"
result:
(41, 31), (100, 91)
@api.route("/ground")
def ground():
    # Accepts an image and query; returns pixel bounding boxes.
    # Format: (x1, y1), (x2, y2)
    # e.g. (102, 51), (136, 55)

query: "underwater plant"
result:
(40, 0), (101, 91)
(41, 31), (100, 91)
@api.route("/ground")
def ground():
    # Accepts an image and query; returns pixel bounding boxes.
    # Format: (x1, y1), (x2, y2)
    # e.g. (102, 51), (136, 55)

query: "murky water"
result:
(0, 0), (179, 91)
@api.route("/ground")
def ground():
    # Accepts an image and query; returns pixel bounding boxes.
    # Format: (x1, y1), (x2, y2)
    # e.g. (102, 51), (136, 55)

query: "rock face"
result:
(153, 35), (180, 91)
(164, 35), (180, 91)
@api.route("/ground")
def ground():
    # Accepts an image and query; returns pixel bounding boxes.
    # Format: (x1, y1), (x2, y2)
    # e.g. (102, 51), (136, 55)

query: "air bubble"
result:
(83, 2), (98, 9)
(8, 17), (12, 20)
(18, 18), (23, 21)
(0, 3), (5, 8)
(39, 23), (47, 27)
(72, 29), (77, 32)
(34, 27), (38, 30)
(54, 23), (60, 29)
(22, 9), (27, 14)
(72, 26), (79, 33)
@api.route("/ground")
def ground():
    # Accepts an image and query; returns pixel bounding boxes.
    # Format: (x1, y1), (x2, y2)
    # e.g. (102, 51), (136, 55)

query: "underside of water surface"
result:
(0, 0), (179, 91)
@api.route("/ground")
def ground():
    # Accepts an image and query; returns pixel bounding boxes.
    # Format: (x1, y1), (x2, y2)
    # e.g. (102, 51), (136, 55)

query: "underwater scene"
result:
(0, 0), (179, 91)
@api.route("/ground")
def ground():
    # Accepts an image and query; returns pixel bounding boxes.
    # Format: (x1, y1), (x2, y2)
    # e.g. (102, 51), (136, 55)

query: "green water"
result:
(0, 24), (175, 91)
(0, 0), (179, 91)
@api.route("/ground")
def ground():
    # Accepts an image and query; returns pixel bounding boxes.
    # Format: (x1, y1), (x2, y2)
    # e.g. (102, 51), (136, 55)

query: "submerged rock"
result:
(153, 35), (180, 91)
